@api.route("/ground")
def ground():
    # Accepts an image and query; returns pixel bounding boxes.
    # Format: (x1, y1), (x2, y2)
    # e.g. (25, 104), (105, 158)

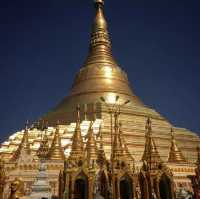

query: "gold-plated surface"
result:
(37, 128), (49, 160)
(0, 0), (200, 197)
(68, 106), (84, 162)
(86, 122), (98, 162)
(168, 128), (187, 163)
(112, 113), (124, 162)
(142, 118), (161, 170)
(11, 124), (31, 162)
(42, 0), (143, 125)
(48, 124), (65, 160)
(8, 178), (25, 199)
(60, 106), (135, 199)
(0, 159), (6, 199)
(96, 125), (106, 166)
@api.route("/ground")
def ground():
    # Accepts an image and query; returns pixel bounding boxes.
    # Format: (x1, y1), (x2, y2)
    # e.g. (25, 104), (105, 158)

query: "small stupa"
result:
(21, 124), (52, 199)
(28, 161), (52, 199)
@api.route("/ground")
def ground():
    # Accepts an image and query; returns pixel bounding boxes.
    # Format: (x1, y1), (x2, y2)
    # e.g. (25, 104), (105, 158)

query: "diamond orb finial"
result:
(94, 0), (104, 5)
(94, 0), (104, 8)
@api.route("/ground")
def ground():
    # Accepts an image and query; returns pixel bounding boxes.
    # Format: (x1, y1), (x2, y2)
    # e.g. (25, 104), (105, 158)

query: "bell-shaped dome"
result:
(42, 0), (144, 125)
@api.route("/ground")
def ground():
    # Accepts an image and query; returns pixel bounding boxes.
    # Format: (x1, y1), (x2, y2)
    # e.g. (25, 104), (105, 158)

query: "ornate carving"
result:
(0, 159), (6, 199)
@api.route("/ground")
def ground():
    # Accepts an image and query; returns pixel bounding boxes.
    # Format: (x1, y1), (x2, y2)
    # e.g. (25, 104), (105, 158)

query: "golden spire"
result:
(168, 128), (187, 163)
(84, 0), (116, 66)
(142, 118), (161, 170)
(69, 106), (84, 160)
(11, 121), (31, 161)
(112, 112), (124, 162)
(41, 0), (143, 124)
(48, 122), (65, 160)
(97, 125), (106, 166)
(86, 122), (98, 164)
(37, 124), (49, 160)
(119, 123), (134, 163)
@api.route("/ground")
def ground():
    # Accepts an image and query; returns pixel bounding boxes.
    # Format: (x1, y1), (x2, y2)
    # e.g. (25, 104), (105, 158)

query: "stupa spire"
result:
(119, 123), (134, 163)
(41, 0), (143, 124)
(69, 106), (84, 160)
(11, 121), (31, 161)
(48, 122), (65, 160)
(37, 124), (49, 160)
(86, 122), (98, 164)
(91, 0), (110, 48)
(84, 0), (117, 66)
(168, 128), (187, 163)
(97, 125), (106, 167)
(112, 112), (124, 162)
(142, 118), (161, 170)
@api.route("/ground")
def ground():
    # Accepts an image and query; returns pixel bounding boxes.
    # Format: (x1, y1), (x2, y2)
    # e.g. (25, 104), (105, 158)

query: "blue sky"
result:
(0, 0), (200, 142)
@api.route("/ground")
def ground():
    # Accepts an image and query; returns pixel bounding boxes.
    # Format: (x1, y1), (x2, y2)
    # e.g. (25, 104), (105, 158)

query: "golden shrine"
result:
(0, 0), (200, 198)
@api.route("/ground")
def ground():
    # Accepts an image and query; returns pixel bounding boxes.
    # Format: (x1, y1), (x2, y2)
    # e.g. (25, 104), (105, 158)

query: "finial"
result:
(25, 120), (29, 130)
(11, 120), (31, 161)
(94, 0), (104, 6)
(68, 106), (84, 162)
(114, 111), (120, 129)
(44, 121), (48, 130)
(76, 105), (81, 123)
(142, 118), (161, 169)
(86, 122), (98, 168)
(84, 104), (88, 121)
(171, 128), (174, 138)
(145, 117), (152, 131)
(56, 120), (60, 130)
(40, 120), (45, 130)
(92, 103), (96, 121)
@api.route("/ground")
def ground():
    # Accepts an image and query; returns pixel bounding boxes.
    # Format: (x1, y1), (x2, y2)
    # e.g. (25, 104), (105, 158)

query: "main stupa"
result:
(0, 0), (199, 198)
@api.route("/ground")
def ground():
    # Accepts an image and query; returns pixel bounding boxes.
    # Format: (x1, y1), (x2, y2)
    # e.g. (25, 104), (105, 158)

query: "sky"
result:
(0, 0), (200, 143)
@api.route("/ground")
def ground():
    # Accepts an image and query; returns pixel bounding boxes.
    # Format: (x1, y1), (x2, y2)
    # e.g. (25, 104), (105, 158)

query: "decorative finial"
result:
(84, 104), (88, 121)
(142, 118), (161, 170)
(68, 106), (84, 162)
(76, 105), (81, 123)
(56, 120), (60, 130)
(86, 121), (98, 165)
(94, 0), (104, 6)
(171, 128), (174, 138)
(145, 117), (152, 132)
(25, 120), (29, 130)
(44, 121), (48, 130)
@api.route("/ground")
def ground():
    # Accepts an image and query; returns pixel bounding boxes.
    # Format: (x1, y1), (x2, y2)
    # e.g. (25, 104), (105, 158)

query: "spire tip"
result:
(94, 0), (104, 6)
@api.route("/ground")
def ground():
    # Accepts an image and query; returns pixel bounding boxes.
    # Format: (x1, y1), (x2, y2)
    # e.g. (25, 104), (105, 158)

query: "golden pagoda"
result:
(168, 128), (187, 163)
(0, 0), (200, 198)
(10, 122), (31, 162)
(48, 122), (65, 161)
